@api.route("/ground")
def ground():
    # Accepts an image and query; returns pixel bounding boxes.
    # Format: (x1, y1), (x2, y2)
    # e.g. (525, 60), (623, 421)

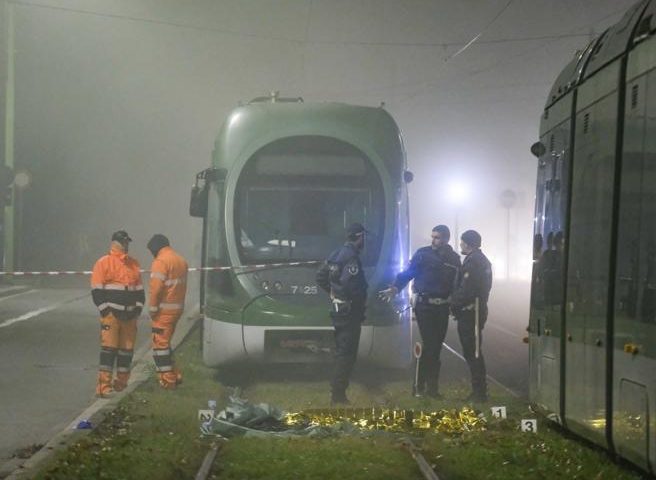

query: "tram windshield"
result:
(235, 136), (385, 266)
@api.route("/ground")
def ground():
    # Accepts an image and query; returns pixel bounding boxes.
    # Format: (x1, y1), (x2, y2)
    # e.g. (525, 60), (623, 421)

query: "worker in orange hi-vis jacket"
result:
(147, 234), (188, 389)
(91, 230), (144, 398)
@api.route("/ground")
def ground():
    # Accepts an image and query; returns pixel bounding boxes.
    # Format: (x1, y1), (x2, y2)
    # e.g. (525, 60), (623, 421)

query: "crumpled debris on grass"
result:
(200, 393), (486, 438)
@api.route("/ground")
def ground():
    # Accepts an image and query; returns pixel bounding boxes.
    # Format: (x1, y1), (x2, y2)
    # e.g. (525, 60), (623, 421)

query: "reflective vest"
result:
(149, 246), (188, 315)
(91, 247), (144, 320)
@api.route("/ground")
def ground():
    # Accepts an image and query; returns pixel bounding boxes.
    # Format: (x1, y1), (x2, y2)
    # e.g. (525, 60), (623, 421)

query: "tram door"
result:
(529, 106), (569, 416)
(565, 61), (621, 447)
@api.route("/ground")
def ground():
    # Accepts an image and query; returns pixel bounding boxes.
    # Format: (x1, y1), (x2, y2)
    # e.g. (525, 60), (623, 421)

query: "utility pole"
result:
(3, 0), (14, 272)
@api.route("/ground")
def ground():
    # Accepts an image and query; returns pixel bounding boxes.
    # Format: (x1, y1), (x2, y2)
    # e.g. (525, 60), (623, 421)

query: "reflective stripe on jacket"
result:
(149, 246), (188, 315)
(91, 247), (144, 320)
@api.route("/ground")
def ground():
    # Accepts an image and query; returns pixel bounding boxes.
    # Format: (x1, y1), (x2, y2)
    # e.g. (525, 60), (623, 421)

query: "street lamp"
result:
(446, 180), (470, 248)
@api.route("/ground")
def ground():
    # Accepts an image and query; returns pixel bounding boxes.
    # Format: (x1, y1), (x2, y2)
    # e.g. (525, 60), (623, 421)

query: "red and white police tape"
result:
(0, 261), (321, 276)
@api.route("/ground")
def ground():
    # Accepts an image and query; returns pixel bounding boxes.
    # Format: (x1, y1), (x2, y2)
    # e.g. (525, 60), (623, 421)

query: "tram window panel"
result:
(568, 98), (617, 317)
(205, 183), (233, 296)
(531, 149), (549, 309)
(237, 185), (383, 265)
(536, 124), (570, 309)
(533, 154), (548, 239)
(638, 71), (656, 324)
(615, 77), (647, 321)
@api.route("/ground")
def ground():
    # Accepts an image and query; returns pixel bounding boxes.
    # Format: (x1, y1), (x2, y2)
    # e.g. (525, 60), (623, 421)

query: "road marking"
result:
(0, 293), (90, 329)
(442, 341), (521, 398)
(0, 288), (38, 302)
(488, 322), (522, 339)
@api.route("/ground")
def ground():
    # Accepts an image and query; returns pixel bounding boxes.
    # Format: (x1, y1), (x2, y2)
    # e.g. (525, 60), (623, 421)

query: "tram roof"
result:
(212, 100), (406, 175)
(544, 0), (651, 110)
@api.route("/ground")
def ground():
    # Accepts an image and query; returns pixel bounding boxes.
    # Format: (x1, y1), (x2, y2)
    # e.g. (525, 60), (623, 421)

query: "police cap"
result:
(346, 222), (367, 238)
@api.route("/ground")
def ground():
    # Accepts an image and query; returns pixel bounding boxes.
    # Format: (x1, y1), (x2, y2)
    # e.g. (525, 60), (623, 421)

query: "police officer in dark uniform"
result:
(379, 225), (460, 398)
(451, 230), (493, 403)
(316, 222), (368, 405)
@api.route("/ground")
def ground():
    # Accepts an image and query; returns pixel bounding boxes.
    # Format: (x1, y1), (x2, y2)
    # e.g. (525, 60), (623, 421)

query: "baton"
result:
(475, 297), (480, 359)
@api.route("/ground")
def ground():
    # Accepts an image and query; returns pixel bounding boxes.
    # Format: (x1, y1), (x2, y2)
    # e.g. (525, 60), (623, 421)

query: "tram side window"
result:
(636, 162), (656, 324)
(615, 76), (655, 324)
(532, 128), (569, 310)
(615, 170), (655, 324)
(614, 170), (640, 320)
(541, 231), (565, 306)
(531, 159), (548, 309)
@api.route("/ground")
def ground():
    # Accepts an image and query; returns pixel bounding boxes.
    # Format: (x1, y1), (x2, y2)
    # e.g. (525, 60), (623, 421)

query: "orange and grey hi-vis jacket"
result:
(148, 246), (188, 316)
(91, 246), (144, 320)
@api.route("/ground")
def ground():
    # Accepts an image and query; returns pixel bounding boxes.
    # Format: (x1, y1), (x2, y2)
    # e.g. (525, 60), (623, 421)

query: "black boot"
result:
(426, 360), (442, 398)
(330, 391), (350, 405)
(465, 391), (488, 403)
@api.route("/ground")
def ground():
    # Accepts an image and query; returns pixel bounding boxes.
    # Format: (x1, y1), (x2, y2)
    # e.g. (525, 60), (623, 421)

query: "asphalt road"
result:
(0, 286), (152, 462)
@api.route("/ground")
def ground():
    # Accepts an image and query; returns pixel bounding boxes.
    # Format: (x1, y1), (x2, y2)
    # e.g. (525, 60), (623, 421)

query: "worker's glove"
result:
(378, 286), (398, 303)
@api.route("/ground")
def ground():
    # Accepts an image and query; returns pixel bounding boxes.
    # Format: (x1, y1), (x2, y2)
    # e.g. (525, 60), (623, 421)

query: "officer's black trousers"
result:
(331, 319), (362, 397)
(456, 311), (487, 396)
(415, 304), (449, 394)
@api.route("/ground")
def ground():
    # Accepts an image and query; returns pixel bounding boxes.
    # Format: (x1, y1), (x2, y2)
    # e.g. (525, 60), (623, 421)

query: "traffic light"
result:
(0, 165), (14, 206)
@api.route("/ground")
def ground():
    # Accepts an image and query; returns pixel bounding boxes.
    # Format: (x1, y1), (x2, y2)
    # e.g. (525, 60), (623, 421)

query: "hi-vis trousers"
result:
(151, 311), (182, 389)
(97, 312), (137, 396)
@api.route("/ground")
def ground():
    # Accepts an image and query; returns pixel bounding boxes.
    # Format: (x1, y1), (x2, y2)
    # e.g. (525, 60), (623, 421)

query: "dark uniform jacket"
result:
(316, 242), (368, 309)
(451, 248), (493, 320)
(394, 244), (461, 299)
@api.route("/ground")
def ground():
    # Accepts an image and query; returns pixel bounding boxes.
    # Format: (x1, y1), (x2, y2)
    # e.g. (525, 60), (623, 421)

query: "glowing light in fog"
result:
(447, 181), (470, 205)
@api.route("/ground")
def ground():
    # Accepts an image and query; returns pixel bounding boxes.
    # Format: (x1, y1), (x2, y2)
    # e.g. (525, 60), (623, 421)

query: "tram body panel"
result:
(530, 1), (656, 473)
(613, 35), (656, 470)
(195, 101), (411, 368)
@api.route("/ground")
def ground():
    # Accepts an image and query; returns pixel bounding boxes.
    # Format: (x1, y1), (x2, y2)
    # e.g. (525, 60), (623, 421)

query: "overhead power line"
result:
(445, 0), (516, 61)
(12, 0), (591, 48)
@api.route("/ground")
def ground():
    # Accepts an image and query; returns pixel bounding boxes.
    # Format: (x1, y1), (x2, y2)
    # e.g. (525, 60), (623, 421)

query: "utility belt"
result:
(331, 298), (365, 316)
(332, 298), (351, 315)
(411, 294), (449, 307)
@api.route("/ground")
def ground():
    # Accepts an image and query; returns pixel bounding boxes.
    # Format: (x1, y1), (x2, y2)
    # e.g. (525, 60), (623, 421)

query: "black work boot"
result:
(426, 360), (442, 399)
(330, 392), (350, 406)
(465, 391), (488, 403)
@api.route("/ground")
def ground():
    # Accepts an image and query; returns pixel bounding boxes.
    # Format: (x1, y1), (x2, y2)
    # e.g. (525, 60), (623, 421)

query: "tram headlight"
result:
(273, 281), (283, 291)
(261, 280), (270, 291)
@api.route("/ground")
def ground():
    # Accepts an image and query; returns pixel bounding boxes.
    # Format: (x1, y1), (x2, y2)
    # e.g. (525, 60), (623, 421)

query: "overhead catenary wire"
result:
(10, 0), (601, 49)
(444, 0), (516, 62)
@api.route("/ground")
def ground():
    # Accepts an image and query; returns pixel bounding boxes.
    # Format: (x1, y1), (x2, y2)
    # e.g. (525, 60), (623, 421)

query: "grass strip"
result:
(33, 328), (645, 480)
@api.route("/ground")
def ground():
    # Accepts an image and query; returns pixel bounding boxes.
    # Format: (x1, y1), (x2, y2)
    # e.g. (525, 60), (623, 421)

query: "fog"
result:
(0, 0), (635, 296)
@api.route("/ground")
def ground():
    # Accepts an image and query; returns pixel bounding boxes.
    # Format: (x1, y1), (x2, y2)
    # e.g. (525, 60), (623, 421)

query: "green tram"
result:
(529, 0), (656, 472)
(190, 94), (412, 368)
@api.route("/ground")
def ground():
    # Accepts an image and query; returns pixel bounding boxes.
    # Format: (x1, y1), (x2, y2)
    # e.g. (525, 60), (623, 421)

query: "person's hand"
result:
(378, 286), (398, 302)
